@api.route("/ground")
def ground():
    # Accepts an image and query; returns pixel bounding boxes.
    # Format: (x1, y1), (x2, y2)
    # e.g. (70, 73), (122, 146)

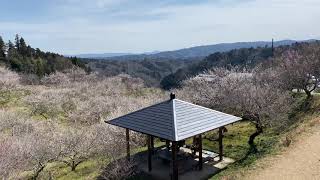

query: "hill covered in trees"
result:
(80, 40), (307, 60)
(160, 46), (274, 89)
(86, 58), (196, 87)
(86, 40), (318, 89)
(0, 35), (88, 77)
(87, 45), (276, 89)
(85, 46), (274, 88)
(160, 41), (320, 89)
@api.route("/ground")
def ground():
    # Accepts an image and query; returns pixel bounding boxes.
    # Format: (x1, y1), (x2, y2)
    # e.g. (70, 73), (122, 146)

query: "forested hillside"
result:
(84, 40), (305, 60)
(86, 58), (196, 87)
(86, 41), (319, 89)
(0, 35), (88, 77)
(160, 46), (274, 89)
(85, 46), (274, 88)
(160, 42), (319, 89)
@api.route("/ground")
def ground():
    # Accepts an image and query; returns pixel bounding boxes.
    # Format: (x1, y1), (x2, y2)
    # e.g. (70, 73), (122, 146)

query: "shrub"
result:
(41, 72), (70, 87)
(179, 67), (292, 152)
(99, 159), (137, 180)
(0, 67), (20, 89)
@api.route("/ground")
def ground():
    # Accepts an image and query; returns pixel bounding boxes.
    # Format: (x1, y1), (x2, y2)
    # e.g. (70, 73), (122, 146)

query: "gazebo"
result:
(106, 93), (241, 180)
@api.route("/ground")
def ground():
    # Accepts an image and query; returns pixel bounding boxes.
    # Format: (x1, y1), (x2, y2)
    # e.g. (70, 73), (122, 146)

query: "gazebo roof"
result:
(106, 98), (241, 141)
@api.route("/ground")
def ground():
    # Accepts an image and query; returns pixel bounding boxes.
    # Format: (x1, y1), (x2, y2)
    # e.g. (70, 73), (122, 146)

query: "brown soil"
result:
(245, 118), (320, 180)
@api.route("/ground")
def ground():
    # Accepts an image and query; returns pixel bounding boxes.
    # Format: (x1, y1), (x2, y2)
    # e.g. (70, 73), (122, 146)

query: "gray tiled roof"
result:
(106, 99), (241, 141)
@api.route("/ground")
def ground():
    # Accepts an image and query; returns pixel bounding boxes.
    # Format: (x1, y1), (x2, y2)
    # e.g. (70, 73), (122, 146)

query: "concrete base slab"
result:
(133, 148), (235, 180)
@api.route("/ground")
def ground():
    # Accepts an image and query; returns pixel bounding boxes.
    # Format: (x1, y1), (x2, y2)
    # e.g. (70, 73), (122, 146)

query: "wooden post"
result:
(126, 129), (130, 161)
(218, 127), (224, 161)
(198, 135), (203, 170)
(166, 140), (170, 151)
(151, 136), (155, 154)
(192, 136), (197, 156)
(147, 136), (152, 172)
(172, 141), (178, 180)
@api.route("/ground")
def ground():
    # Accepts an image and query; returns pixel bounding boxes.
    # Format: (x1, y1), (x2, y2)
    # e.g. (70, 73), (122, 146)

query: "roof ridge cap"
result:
(172, 99), (178, 141)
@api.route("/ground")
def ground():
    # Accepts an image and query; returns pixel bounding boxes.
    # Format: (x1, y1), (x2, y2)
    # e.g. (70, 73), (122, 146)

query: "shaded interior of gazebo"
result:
(106, 93), (241, 180)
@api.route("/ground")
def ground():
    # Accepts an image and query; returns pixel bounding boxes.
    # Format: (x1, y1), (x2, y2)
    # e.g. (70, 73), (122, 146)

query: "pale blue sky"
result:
(0, 0), (319, 54)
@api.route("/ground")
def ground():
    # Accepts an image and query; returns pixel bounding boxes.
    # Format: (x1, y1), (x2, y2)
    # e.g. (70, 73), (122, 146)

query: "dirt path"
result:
(245, 120), (320, 180)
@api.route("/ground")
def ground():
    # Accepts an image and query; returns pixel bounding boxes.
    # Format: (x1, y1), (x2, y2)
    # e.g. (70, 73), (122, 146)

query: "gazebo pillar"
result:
(218, 127), (224, 161)
(126, 129), (130, 161)
(166, 140), (170, 151)
(198, 134), (203, 170)
(172, 141), (178, 180)
(151, 136), (155, 154)
(147, 135), (152, 172)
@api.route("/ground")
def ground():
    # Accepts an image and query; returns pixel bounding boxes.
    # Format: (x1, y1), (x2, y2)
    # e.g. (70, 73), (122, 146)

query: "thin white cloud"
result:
(0, 0), (319, 54)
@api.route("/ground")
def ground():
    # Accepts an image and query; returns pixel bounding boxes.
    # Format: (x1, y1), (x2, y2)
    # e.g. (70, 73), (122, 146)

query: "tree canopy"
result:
(0, 34), (88, 77)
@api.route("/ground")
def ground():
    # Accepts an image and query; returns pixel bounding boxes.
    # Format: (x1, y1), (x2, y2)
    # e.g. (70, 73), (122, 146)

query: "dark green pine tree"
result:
(19, 37), (28, 56)
(7, 40), (23, 71)
(35, 48), (42, 58)
(0, 36), (5, 58)
(3, 34), (87, 75)
(7, 40), (14, 50)
(7, 40), (16, 58)
(14, 34), (20, 51)
(35, 59), (45, 77)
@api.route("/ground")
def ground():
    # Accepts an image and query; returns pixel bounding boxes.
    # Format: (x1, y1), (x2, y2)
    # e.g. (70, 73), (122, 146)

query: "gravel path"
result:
(246, 121), (320, 180)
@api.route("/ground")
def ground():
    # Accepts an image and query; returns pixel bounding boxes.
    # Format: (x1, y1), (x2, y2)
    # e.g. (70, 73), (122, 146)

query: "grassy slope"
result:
(209, 94), (320, 180)
(2, 88), (319, 179)
(0, 89), (30, 109)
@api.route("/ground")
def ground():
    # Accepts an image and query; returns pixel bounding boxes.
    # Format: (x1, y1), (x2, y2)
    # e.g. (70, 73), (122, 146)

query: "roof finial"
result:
(170, 92), (176, 100)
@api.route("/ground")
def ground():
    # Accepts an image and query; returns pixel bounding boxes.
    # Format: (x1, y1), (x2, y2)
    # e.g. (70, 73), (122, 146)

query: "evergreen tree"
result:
(7, 40), (14, 50)
(2, 34), (87, 75)
(7, 40), (22, 71)
(26, 45), (34, 57)
(7, 40), (18, 59)
(36, 59), (45, 77)
(35, 48), (42, 58)
(0, 36), (5, 58)
(19, 37), (28, 56)
(14, 34), (20, 50)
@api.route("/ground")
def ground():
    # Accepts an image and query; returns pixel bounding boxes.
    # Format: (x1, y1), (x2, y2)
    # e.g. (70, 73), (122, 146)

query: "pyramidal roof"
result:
(106, 99), (241, 141)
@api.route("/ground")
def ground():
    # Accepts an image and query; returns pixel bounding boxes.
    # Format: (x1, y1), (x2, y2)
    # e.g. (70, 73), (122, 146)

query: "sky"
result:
(0, 0), (319, 54)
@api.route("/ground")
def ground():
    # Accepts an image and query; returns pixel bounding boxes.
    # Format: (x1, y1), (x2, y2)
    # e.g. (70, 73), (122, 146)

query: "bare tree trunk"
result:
(71, 161), (76, 171)
(61, 158), (84, 172)
(32, 165), (45, 180)
(243, 114), (263, 153)
(71, 166), (76, 171)
(303, 79), (317, 99)
(248, 122), (263, 153)
(71, 160), (83, 171)
(304, 89), (312, 99)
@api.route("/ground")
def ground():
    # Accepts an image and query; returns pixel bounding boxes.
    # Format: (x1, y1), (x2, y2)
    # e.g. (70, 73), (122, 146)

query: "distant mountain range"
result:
(70, 53), (133, 58)
(74, 39), (317, 60)
(72, 51), (160, 59)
